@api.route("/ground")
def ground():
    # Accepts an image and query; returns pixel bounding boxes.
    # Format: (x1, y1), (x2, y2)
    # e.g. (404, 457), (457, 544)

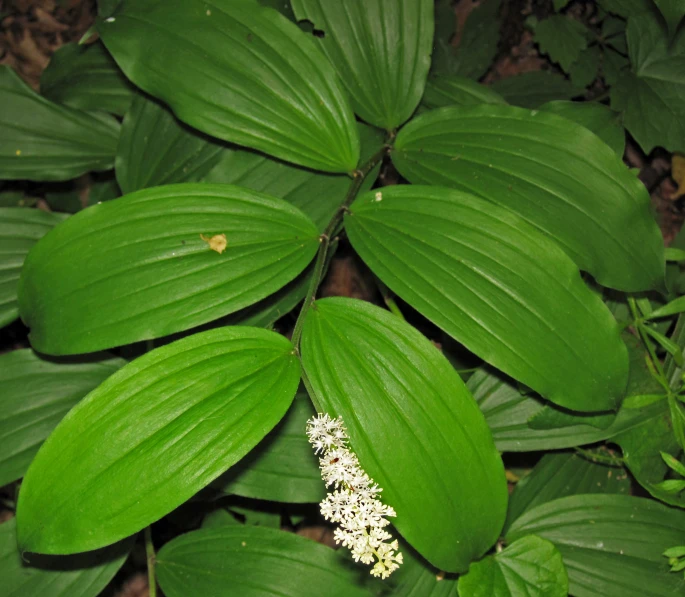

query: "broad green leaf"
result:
(569, 45), (601, 87)
(597, 0), (653, 17)
(0, 66), (120, 181)
(472, 332), (665, 451)
(432, 0), (501, 81)
(422, 75), (507, 109)
(539, 100), (625, 156)
(291, 0), (433, 129)
(202, 508), (243, 529)
(99, 0), (359, 173)
(507, 495), (685, 597)
(16, 327), (300, 554)
(156, 525), (370, 597)
(0, 518), (131, 597)
(505, 452), (630, 533)
(18, 183), (319, 355)
(214, 393), (325, 503)
(393, 105), (664, 292)
(614, 399), (684, 507)
(0, 349), (125, 487)
(258, 0), (294, 20)
(301, 297), (507, 572)
(491, 72), (582, 108)
(457, 535), (568, 597)
(116, 93), (224, 194)
(346, 186), (628, 411)
(386, 541), (458, 596)
(40, 41), (134, 116)
(654, 0), (685, 39)
(0, 208), (68, 328)
(611, 12), (685, 154)
(533, 15), (589, 71)
(204, 123), (384, 231)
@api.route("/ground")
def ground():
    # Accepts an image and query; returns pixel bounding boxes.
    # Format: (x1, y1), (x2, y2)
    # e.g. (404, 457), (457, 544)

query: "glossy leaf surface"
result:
(291, 0), (433, 129)
(0, 208), (67, 328)
(458, 535), (568, 597)
(301, 297), (507, 572)
(346, 186), (628, 411)
(116, 93), (225, 194)
(0, 349), (125, 487)
(393, 105), (664, 292)
(507, 495), (685, 597)
(156, 525), (370, 597)
(16, 327), (300, 554)
(422, 75), (507, 109)
(0, 66), (120, 181)
(40, 41), (134, 116)
(504, 452), (630, 532)
(214, 393), (325, 503)
(1, 519), (131, 597)
(19, 183), (319, 354)
(99, 0), (359, 172)
(204, 123), (384, 231)
(539, 100), (625, 156)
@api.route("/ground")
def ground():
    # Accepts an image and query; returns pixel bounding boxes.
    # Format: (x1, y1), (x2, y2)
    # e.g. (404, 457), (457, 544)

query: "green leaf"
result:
(346, 186), (628, 412)
(647, 295), (685, 320)
(40, 41), (134, 116)
(301, 297), (507, 572)
(654, 0), (685, 40)
(18, 183), (319, 355)
(491, 72), (582, 108)
(422, 75), (507, 109)
(534, 15), (590, 72)
(116, 93), (224, 194)
(505, 452), (630, 533)
(661, 451), (685, 477)
(0, 208), (68, 328)
(98, 0), (359, 173)
(457, 535), (568, 597)
(614, 398), (685, 508)
(213, 393), (325, 503)
(0, 66), (120, 181)
(433, 0), (501, 81)
(554, 0), (571, 9)
(16, 326), (300, 554)
(0, 349), (125, 487)
(506, 495), (685, 597)
(597, 0), (653, 18)
(539, 100), (625, 156)
(156, 525), (371, 597)
(0, 518), (131, 597)
(392, 105), (664, 292)
(291, 0), (433, 129)
(568, 46), (601, 87)
(258, 0), (295, 20)
(471, 331), (667, 451)
(610, 12), (685, 154)
(387, 541), (459, 596)
(203, 123), (384, 231)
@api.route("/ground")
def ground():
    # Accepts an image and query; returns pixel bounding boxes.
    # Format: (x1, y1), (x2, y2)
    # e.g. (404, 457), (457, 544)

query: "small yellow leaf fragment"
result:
(672, 153), (685, 199)
(374, 191), (383, 202)
(15, 149), (21, 156)
(200, 233), (227, 254)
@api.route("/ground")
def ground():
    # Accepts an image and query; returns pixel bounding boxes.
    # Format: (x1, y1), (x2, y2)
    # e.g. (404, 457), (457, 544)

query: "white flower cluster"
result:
(306, 413), (403, 579)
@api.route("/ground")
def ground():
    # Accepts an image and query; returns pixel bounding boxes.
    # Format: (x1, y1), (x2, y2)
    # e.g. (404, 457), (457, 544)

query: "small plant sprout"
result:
(306, 413), (403, 579)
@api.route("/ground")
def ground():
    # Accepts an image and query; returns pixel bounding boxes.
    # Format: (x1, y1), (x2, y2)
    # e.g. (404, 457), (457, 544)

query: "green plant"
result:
(1, 0), (685, 595)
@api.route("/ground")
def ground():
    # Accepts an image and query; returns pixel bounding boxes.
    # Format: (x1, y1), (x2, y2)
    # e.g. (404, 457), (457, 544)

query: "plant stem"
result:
(145, 526), (157, 597)
(291, 144), (389, 349)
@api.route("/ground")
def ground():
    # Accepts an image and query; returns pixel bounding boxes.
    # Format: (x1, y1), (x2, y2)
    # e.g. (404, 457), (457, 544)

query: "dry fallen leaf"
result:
(200, 233), (228, 254)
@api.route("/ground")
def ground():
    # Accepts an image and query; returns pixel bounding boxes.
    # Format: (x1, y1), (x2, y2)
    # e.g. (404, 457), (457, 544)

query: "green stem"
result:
(291, 145), (389, 349)
(574, 446), (624, 467)
(628, 298), (668, 386)
(145, 526), (157, 597)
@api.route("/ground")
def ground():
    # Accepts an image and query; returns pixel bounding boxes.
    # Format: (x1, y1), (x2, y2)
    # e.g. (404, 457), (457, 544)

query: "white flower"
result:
(307, 413), (402, 579)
